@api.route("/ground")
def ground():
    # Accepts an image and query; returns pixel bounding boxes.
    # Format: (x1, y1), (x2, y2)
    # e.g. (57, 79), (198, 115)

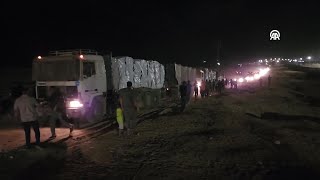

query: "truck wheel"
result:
(87, 96), (105, 122)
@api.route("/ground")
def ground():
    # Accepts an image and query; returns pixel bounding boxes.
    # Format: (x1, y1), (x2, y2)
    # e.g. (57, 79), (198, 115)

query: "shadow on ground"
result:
(0, 143), (68, 180)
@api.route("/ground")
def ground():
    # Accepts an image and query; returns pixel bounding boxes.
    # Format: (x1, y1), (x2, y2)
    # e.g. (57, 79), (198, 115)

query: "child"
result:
(116, 104), (124, 136)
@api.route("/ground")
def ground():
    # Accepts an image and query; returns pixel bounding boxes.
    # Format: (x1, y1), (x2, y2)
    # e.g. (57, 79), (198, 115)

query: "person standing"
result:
(179, 81), (187, 112)
(205, 80), (209, 97)
(119, 81), (138, 136)
(234, 79), (238, 89)
(14, 87), (40, 148)
(218, 80), (223, 94)
(268, 75), (272, 88)
(230, 79), (233, 89)
(193, 81), (199, 98)
(116, 103), (124, 136)
(186, 80), (192, 103)
(47, 87), (74, 139)
(200, 80), (206, 98)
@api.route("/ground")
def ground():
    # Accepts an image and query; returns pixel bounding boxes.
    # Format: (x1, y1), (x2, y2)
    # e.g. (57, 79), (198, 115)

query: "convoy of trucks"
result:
(31, 49), (216, 124)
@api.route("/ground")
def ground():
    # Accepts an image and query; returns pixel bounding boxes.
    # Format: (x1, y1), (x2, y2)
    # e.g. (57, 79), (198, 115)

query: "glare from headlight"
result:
(69, 100), (83, 108)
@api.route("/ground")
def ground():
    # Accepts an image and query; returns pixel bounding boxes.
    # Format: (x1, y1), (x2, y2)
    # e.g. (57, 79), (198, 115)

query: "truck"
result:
(32, 49), (167, 126)
(32, 49), (216, 126)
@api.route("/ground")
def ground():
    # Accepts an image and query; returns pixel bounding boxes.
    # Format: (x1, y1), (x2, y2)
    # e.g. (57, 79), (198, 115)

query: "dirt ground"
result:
(1, 65), (320, 180)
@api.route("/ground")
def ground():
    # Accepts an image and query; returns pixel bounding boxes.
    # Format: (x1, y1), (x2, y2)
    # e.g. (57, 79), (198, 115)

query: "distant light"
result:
(276, 60), (280, 63)
(37, 56), (42, 60)
(80, 55), (84, 59)
(307, 56), (312, 60)
(238, 78), (244, 83)
(300, 58), (303, 60)
(217, 62), (220, 66)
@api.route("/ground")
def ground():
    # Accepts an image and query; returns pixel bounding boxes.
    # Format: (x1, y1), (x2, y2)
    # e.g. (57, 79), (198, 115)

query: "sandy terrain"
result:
(1, 64), (320, 180)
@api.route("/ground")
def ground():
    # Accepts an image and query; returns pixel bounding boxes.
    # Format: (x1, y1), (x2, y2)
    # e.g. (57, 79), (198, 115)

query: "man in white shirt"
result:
(14, 87), (40, 148)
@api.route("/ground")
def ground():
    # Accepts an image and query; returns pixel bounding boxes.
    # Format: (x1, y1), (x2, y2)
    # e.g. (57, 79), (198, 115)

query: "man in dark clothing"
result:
(119, 81), (138, 135)
(230, 79), (233, 89)
(194, 81), (198, 98)
(217, 80), (223, 94)
(268, 75), (272, 88)
(47, 87), (74, 139)
(186, 80), (192, 103)
(222, 79), (225, 90)
(208, 80), (212, 95)
(205, 80), (209, 97)
(200, 80), (206, 98)
(179, 81), (187, 112)
(213, 80), (216, 92)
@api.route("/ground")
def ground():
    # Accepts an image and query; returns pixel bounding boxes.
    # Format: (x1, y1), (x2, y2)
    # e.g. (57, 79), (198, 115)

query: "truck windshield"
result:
(32, 59), (80, 81)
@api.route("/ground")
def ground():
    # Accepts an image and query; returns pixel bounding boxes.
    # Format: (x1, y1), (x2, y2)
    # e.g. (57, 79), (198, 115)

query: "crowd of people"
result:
(13, 87), (75, 149)
(178, 78), (230, 112)
(13, 81), (140, 149)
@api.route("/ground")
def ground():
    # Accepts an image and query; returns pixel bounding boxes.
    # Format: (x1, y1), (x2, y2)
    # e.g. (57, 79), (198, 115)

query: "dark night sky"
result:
(2, 0), (320, 67)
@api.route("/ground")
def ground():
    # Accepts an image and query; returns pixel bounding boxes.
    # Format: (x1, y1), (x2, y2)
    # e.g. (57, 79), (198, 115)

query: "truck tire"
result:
(87, 96), (105, 122)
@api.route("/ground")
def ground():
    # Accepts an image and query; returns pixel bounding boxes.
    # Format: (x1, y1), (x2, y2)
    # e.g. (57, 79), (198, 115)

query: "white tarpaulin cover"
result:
(203, 68), (216, 81)
(112, 57), (165, 90)
(174, 64), (198, 85)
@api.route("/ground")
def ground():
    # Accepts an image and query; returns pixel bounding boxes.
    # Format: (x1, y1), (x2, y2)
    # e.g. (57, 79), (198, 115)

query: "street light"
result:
(217, 62), (220, 66)
(203, 60), (207, 63)
(307, 56), (312, 60)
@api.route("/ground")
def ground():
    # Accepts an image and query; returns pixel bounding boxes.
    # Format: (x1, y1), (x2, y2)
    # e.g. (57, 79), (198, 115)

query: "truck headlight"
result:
(68, 100), (83, 109)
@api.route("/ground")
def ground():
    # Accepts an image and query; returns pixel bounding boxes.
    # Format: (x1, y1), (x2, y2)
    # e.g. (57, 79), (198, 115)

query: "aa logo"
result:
(270, 30), (280, 40)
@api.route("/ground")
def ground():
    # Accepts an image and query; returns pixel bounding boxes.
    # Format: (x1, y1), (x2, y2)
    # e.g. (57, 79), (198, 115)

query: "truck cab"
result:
(32, 49), (107, 123)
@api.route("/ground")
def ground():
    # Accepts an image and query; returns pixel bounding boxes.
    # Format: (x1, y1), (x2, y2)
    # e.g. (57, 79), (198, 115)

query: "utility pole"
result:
(217, 40), (221, 66)
(216, 40), (222, 79)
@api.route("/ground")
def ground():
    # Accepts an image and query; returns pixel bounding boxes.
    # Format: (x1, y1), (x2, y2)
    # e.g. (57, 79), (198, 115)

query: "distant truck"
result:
(32, 49), (216, 124)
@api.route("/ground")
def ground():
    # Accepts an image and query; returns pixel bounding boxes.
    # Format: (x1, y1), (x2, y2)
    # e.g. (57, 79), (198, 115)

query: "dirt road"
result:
(1, 65), (320, 180)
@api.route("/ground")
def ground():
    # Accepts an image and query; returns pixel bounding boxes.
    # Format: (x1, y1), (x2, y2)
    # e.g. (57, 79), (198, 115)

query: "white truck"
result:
(32, 49), (165, 125)
(32, 49), (216, 125)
